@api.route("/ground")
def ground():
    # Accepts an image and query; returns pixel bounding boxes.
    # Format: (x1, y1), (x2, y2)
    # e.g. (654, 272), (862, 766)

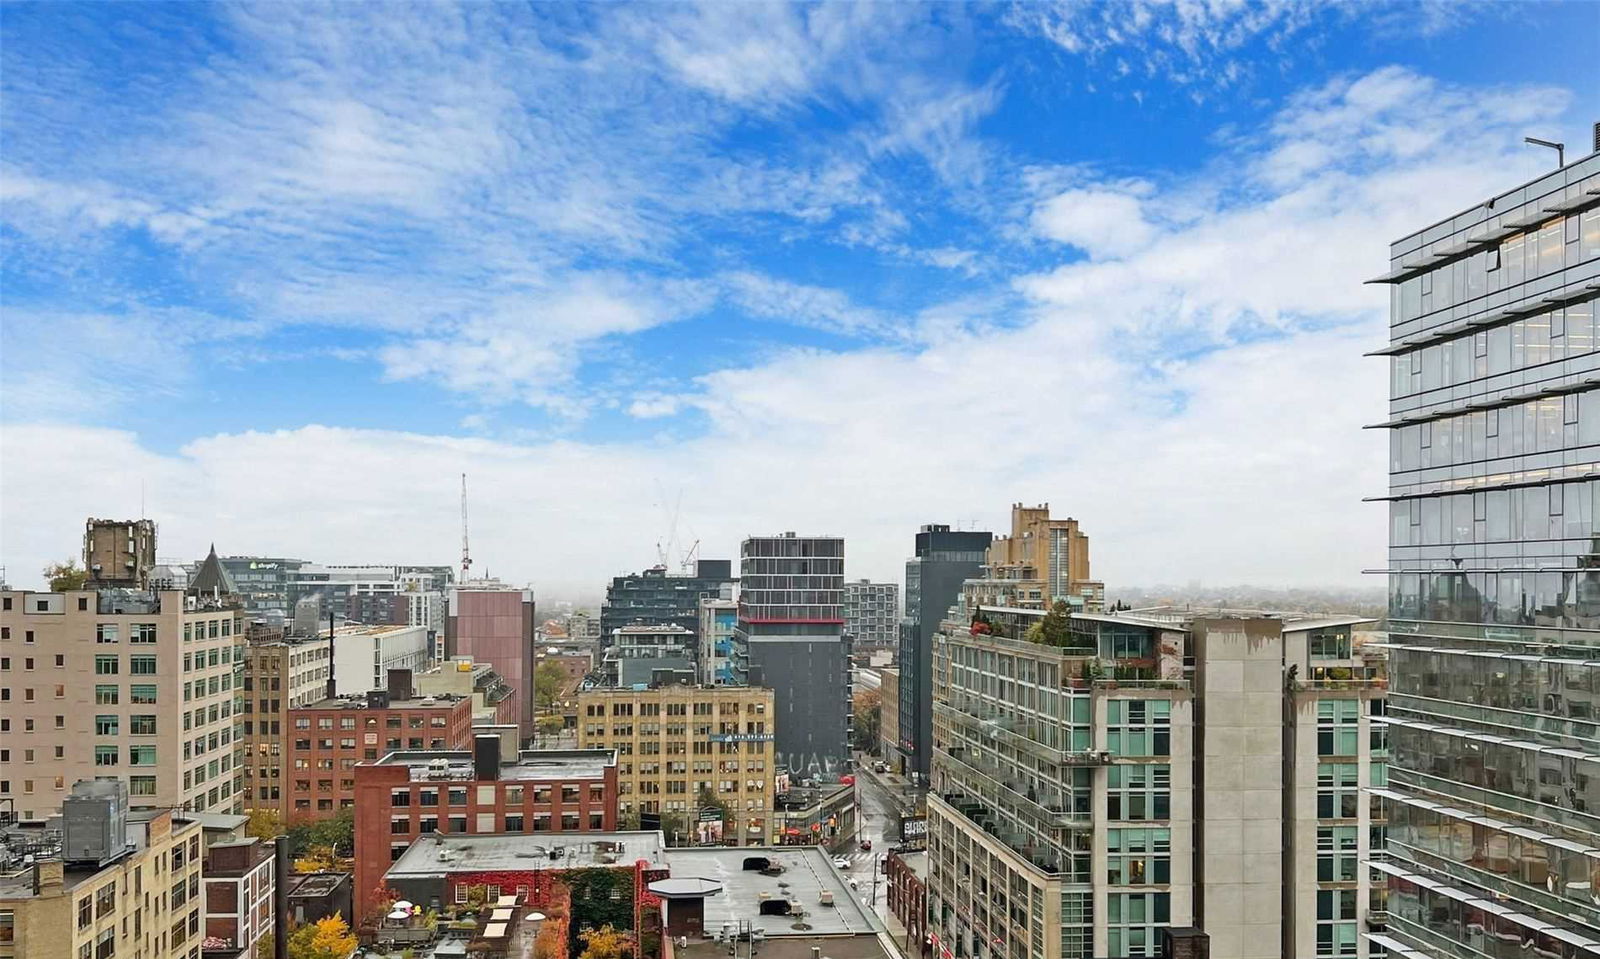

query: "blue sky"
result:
(3, 1), (1597, 596)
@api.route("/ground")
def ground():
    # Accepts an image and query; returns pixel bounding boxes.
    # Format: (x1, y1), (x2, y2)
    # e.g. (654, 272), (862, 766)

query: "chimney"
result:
(32, 860), (64, 895)
(325, 612), (337, 700)
(1162, 927), (1209, 959)
(387, 668), (414, 702)
(473, 734), (502, 782)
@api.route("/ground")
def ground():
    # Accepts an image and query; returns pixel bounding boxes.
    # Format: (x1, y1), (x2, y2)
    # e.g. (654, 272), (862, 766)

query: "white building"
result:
(330, 623), (430, 695)
(698, 592), (737, 685)
(843, 579), (899, 650)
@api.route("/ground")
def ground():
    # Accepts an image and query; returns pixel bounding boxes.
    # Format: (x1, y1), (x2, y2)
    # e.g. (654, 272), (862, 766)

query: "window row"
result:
(1389, 567), (1600, 630)
(1391, 299), (1599, 398)
(1389, 479), (1600, 548)
(1389, 390), (1600, 474)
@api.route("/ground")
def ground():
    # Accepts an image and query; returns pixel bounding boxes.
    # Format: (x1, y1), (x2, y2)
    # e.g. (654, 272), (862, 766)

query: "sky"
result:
(2, 1), (1598, 599)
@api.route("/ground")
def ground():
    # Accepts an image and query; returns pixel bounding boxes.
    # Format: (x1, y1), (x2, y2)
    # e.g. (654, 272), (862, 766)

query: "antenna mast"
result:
(460, 473), (472, 583)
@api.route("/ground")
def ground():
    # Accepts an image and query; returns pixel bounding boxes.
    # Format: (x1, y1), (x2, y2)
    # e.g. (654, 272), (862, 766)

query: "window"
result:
(130, 624), (157, 644)
(96, 715), (120, 736)
(95, 656), (119, 675)
(1316, 700), (1360, 757)
(129, 776), (157, 797)
(130, 715), (156, 736)
(1107, 828), (1172, 886)
(1106, 892), (1170, 958)
(1317, 763), (1360, 819)
(391, 789), (411, 807)
(1106, 700), (1170, 757)
(130, 656), (156, 675)
(130, 746), (156, 766)
(1308, 629), (1352, 660)
(1106, 764), (1170, 822)
(95, 746), (119, 767)
(130, 685), (156, 704)
(96, 625), (119, 644)
(1317, 826), (1359, 882)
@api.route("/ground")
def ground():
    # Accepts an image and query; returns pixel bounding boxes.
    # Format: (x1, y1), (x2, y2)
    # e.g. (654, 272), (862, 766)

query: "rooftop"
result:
(373, 748), (615, 781)
(300, 693), (467, 711)
(385, 831), (665, 879)
(892, 850), (927, 881)
(286, 872), (349, 898)
(661, 846), (886, 939)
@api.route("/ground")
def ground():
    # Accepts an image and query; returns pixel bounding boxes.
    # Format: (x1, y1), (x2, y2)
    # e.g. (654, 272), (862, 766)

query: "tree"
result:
(244, 808), (283, 841)
(534, 660), (567, 710)
(537, 714), (566, 738)
(287, 914), (357, 959)
(287, 807), (354, 858)
(294, 845), (341, 873)
(43, 559), (88, 592)
(1026, 600), (1072, 648)
(577, 924), (632, 959)
(851, 687), (882, 751)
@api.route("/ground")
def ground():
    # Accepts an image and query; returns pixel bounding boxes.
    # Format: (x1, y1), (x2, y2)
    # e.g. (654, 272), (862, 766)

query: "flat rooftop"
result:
(300, 693), (467, 710)
(661, 846), (885, 939)
(374, 749), (614, 781)
(680, 938), (893, 959)
(385, 831), (665, 879)
(286, 872), (348, 897)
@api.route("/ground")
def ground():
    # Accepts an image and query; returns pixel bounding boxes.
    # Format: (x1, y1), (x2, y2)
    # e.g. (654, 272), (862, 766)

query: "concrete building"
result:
(974, 504), (1104, 613)
(566, 609), (602, 646)
(415, 656), (519, 728)
(577, 684), (775, 845)
(448, 587), (536, 736)
(351, 743), (618, 924)
(0, 781), (206, 959)
(600, 561), (736, 648)
(602, 624), (696, 686)
(926, 595), (1387, 959)
(897, 524), (992, 781)
(877, 666), (900, 761)
(734, 534), (849, 780)
(698, 595), (738, 685)
(330, 623), (430, 697)
(1370, 141), (1600, 956)
(242, 634), (332, 816)
(285, 691), (475, 821)
(1, 580), (246, 816)
(200, 837), (275, 959)
(844, 580), (900, 651)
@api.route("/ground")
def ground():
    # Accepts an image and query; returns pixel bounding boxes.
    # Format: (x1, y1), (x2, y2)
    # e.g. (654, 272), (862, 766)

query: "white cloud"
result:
(1031, 186), (1157, 258)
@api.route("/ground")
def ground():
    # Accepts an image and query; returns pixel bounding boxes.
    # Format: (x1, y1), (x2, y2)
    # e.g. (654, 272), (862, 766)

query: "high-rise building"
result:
(600, 561), (737, 647)
(242, 634), (332, 816)
(1, 548), (246, 815)
(926, 594), (1387, 959)
(448, 587), (536, 736)
(217, 556), (307, 624)
(897, 524), (992, 781)
(843, 580), (899, 651)
(0, 782), (206, 959)
(1371, 147), (1600, 956)
(734, 533), (848, 779)
(972, 504), (1104, 612)
(577, 684), (774, 845)
(697, 595), (738, 685)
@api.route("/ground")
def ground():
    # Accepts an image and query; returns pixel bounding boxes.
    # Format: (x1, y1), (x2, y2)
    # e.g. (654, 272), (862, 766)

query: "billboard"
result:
(900, 814), (927, 841)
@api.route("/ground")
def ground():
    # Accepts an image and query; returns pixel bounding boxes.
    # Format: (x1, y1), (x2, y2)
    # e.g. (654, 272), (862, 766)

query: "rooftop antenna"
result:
(460, 473), (473, 584)
(1524, 136), (1564, 169)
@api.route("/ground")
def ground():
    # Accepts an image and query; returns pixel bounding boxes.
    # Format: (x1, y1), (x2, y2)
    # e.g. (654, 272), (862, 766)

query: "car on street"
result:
(832, 856), (852, 869)
(859, 839), (872, 851)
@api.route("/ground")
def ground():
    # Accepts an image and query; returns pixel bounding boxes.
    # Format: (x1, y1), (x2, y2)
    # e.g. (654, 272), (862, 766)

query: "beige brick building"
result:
(577, 684), (775, 845)
(0, 787), (207, 959)
(0, 586), (246, 818)
(241, 635), (332, 817)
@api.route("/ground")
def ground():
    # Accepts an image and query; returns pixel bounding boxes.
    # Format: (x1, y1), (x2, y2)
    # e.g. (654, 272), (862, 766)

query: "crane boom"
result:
(460, 473), (472, 583)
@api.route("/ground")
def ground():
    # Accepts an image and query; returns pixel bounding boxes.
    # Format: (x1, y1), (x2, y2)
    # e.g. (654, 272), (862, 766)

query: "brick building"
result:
(285, 691), (474, 822)
(886, 850), (928, 957)
(351, 742), (618, 923)
(242, 634), (331, 817)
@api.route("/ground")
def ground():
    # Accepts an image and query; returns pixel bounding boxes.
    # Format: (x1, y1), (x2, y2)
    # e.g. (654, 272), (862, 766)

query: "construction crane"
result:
(654, 483), (682, 570)
(460, 473), (472, 583)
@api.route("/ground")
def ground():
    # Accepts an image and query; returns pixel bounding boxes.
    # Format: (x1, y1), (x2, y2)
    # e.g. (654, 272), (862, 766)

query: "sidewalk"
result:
(877, 896), (917, 959)
(854, 756), (923, 816)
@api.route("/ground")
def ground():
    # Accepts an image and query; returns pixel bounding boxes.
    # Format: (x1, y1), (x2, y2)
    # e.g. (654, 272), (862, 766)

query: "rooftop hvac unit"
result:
(62, 780), (131, 866)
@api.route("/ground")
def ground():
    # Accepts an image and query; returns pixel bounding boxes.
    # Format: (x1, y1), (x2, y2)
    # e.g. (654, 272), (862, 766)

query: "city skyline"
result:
(3, 4), (1599, 595)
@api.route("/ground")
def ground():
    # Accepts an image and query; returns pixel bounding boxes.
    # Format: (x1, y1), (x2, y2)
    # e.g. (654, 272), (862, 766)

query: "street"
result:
(834, 767), (907, 917)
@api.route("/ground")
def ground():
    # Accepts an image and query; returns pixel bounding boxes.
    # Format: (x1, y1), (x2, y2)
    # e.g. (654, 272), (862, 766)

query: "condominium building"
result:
(448, 586), (536, 735)
(600, 561), (736, 647)
(698, 595), (738, 685)
(330, 623), (430, 697)
(734, 533), (848, 779)
(1, 562), (246, 815)
(927, 595), (1387, 959)
(284, 691), (475, 821)
(577, 684), (775, 845)
(603, 624), (696, 686)
(1371, 141), (1600, 956)
(241, 634), (332, 816)
(969, 504), (1105, 613)
(844, 580), (899, 650)
(0, 780), (206, 959)
(898, 524), (992, 781)
(200, 837), (275, 959)
(351, 742), (618, 924)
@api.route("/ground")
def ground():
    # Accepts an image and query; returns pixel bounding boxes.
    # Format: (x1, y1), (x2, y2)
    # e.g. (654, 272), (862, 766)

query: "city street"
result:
(834, 767), (908, 915)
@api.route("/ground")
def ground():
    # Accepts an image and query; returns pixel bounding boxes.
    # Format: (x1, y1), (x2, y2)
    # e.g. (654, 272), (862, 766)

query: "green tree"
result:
(534, 660), (567, 710)
(244, 808), (283, 841)
(1026, 600), (1072, 648)
(286, 807), (354, 858)
(44, 559), (88, 592)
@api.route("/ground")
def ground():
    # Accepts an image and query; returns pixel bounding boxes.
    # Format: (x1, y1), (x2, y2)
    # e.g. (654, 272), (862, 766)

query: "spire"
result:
(188, 544), (235, 598)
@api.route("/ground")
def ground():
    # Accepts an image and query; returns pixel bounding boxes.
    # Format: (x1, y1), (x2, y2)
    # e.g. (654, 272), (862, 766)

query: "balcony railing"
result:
(940, 746), (1090, 828)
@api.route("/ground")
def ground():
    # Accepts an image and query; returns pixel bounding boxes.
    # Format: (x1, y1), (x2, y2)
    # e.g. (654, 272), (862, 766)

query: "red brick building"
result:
(352, 739), (619, 921)
(286, 691), (475, 822)
(887, 849), (929, 957)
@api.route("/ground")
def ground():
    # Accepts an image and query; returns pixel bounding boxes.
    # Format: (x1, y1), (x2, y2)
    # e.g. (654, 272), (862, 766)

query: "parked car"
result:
(832, 856), (852, 869)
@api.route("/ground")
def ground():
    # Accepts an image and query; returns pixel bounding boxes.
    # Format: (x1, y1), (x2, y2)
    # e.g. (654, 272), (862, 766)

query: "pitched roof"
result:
(188, 544), (235, 596)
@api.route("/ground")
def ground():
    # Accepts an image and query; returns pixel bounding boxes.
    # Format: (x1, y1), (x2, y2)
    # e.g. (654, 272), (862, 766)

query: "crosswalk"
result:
(834, 850), (882, 870)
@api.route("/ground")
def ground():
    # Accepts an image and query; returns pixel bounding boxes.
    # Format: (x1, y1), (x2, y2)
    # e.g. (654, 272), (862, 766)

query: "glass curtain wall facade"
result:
(1374, 151), (1600, 959)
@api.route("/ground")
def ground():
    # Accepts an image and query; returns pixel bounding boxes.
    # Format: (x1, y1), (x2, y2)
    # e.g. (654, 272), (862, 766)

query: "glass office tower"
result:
(1373, 147), (1600, 958)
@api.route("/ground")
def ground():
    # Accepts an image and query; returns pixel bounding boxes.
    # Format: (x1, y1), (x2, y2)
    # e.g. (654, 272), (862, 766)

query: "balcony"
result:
(935, 703), (1108, 767)
(941, 746), (1090, 828)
